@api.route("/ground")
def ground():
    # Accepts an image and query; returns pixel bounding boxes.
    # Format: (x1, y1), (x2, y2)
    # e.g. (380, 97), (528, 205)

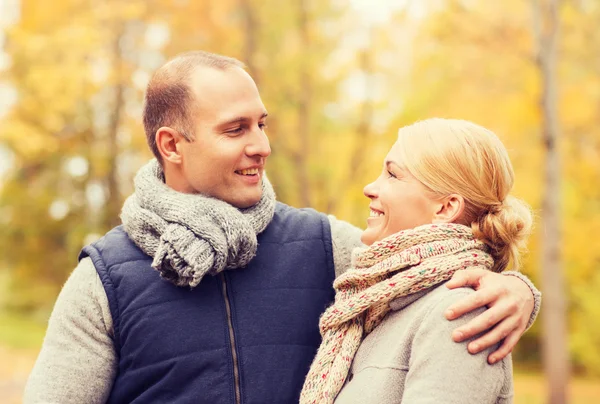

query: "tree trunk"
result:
(533, 0), (570, 403)
(296, 0), (312, 207)
(104, 22), (126, 230)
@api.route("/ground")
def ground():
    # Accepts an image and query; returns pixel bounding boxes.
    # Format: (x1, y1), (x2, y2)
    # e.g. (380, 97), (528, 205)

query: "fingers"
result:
(445, 268), (488, 289)
(445, 288), (500, 322)
(465, 315), (521, 355)
(488, 330), (521, 364)
(446, 271), (531, 362)
(450, 297), (506, 341)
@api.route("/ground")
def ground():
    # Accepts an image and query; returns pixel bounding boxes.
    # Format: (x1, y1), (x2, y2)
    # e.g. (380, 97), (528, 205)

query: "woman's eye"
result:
(387, 170), (397, 179)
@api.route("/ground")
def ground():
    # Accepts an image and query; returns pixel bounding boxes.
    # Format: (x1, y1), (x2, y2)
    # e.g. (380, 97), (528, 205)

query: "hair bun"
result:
(472, 196), (533, 272)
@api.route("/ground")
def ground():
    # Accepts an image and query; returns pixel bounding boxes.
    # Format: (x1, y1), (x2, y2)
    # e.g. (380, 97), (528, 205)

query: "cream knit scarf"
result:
(300, 223), (493, 404)
(120, 159), (276, 288)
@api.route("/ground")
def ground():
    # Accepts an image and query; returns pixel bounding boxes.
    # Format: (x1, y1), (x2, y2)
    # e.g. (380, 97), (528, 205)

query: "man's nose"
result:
(246, 127), (271, 158)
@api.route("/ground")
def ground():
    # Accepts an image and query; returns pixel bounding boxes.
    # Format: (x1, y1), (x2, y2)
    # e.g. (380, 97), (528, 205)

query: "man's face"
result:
(177, 66), (271, 208)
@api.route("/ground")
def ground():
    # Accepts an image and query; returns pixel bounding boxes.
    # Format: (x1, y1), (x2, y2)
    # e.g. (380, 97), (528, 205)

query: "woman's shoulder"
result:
(390, 281), (480, 320)
(421, 282), (486, 324)
(424, 281), (478, 307)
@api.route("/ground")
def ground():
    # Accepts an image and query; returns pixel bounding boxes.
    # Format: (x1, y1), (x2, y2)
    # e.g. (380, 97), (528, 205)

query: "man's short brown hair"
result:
(142, 51), (245, 163)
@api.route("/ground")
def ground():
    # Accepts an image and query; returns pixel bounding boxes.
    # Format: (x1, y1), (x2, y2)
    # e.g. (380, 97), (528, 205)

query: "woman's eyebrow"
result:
(385, 160), (400, 169)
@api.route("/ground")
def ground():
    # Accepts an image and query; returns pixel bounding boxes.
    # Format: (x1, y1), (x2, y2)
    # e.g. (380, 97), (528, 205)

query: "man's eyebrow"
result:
(218, 112), (269, 127)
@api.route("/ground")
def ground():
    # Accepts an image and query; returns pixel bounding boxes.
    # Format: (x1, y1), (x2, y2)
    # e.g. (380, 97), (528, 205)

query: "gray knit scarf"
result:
(120, 159), (276, 288)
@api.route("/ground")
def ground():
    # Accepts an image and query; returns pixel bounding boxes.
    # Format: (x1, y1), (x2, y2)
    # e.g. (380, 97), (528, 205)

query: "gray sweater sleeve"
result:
(24, 257), (116, 404)
(503, 270), (542, 331)
(402, 288), (514, 403)
(327, 215), (364, 278)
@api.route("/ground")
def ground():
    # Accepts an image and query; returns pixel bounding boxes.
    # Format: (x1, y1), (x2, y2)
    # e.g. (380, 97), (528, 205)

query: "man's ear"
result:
(432, 194), (465, 224)
(156, 127), (185, 164)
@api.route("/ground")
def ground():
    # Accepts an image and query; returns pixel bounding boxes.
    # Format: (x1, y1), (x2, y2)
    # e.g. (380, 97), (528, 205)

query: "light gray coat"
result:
(334, 284), (514, 404)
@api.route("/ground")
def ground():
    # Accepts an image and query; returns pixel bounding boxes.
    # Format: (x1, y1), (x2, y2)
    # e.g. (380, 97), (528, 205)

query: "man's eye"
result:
(259, 122), (268, 130)
(227, 127), (243, 135)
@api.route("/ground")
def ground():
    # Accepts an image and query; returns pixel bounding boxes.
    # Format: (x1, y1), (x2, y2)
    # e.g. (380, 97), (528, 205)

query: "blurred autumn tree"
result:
(1, 0), (600, 379)
(0, 0), (154, 311)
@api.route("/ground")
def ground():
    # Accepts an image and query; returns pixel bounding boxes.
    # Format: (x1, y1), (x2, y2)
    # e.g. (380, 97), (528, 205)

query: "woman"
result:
(300, 118), (532, 404)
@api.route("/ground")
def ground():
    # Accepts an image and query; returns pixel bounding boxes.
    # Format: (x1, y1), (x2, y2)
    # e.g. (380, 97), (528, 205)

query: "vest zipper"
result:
(220, 272), (242, 404)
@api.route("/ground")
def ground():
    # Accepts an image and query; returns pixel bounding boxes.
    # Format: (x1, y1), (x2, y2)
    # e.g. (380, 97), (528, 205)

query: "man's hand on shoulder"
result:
(443, 268), (538, 364)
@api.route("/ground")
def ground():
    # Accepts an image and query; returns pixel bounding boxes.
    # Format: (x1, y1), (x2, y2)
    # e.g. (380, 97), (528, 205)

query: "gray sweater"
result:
(334, 284), (513, 404)
(24, 216), (537, 403)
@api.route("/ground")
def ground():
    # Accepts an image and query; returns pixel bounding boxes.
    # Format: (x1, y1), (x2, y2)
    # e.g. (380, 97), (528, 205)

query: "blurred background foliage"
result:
(0, 0), (599, 402)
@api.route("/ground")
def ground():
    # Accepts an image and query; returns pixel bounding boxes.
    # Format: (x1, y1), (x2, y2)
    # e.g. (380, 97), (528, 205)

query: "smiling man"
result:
(151, 62), (271, 206)
(24, 51), (541, 404)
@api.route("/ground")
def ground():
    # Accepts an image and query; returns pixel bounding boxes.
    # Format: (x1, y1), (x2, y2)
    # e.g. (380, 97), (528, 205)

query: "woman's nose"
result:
(363, 181), (378, 199)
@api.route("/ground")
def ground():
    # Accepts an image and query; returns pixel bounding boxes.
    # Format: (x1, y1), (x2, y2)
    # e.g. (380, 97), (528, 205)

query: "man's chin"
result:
(229, 192), (263, 209)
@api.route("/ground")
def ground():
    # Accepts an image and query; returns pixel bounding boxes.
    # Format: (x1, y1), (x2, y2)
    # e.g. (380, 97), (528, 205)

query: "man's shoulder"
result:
(272, 202), (330, 228)
(274, 202), (325, 217)
(79, 225), (148, 268)
(83, 226), (129, 249)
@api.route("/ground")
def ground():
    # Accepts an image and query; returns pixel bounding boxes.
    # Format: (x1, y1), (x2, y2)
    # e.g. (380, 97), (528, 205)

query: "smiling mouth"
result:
(235, 168), (260, 176)
(369, 209), (384, 217)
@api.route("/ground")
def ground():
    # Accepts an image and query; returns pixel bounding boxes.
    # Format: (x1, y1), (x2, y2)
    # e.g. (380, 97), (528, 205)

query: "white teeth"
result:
(370, 209), (383, 217)
(238, 168), (259, 175)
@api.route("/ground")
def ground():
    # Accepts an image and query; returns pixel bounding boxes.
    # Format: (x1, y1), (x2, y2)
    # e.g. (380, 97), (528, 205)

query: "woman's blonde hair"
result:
(395, 118), (533, 272)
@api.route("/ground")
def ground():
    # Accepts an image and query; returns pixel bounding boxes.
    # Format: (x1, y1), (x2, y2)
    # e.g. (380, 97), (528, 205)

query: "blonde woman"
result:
(301, 118), (532, 404)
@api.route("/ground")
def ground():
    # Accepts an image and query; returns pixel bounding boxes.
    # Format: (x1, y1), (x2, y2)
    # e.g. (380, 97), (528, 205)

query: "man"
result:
(25, 51), (540, 404)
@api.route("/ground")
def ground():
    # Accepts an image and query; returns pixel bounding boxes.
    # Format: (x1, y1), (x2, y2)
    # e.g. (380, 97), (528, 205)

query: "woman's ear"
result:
(156, 127), (185, 164)
(432, 194), (465, 224)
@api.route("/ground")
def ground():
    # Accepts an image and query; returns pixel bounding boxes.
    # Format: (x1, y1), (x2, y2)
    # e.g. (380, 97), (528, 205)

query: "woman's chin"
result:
(360, 230), (376, 246)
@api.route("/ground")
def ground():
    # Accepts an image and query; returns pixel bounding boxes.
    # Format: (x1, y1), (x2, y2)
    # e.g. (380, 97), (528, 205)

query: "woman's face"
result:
(361, 141), (440, 246)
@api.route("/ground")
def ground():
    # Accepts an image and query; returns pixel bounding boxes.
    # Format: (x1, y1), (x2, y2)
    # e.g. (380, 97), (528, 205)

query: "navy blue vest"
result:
(79, 203), (335, 404)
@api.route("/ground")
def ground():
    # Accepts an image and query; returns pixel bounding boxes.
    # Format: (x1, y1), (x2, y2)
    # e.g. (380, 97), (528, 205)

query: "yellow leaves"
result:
(561, 77), (600, 131)
(0, 119), (59, 159)
(96, 1), (147, 22)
